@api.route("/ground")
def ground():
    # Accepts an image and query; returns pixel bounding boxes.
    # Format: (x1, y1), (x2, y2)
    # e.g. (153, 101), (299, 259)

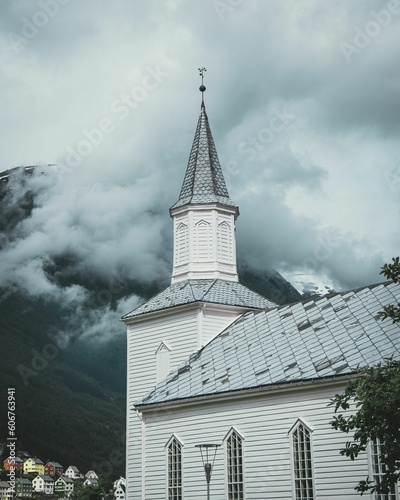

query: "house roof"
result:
(16, 478), (32, 485)
(56, 476), (73, 484)
(5, 456), (23, 463)
(0, 482), (11, 489)
(135, 281), (400, 407)
(170, 107), (237, 210)
(35, 475), (53, 482)
(84, 477), (98, 485)
(66, 466), (79, 472)
(122, 279), (276, 320)
(47, 461), (63, 468)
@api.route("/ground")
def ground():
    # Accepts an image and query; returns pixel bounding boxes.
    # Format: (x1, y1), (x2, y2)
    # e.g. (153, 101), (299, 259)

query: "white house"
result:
(0, 481), (12, 500)
(122, 90), (400, 499)
(113, 477), (126, 500)
(64, 465), (81, 479)
(83, 477), (98, 487)
(85, 470), (98, 479)
(54, 476), (74, 497)
(32, 474), (54, 495)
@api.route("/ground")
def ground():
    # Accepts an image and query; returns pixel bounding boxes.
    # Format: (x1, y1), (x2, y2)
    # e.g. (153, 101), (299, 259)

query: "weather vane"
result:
(198, 67), (207, 108)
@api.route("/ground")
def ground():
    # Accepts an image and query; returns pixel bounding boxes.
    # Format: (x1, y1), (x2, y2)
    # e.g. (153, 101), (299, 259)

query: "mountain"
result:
(0, 166), (302, 479)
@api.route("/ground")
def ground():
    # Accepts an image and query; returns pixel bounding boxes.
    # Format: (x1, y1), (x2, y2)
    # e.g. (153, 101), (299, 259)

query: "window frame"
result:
(165, 435), (183, 500)
(289, 418), (316, 500)
(224, 427), (245, 500)
(368, 438), (399, 500)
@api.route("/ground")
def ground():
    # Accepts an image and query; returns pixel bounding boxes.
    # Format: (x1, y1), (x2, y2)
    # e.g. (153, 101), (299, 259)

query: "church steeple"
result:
(170, 72), (239, 283)
(170, 106), (238, 211)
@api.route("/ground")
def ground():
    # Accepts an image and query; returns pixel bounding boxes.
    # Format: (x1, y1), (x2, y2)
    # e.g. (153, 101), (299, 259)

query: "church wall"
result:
(126, 308), (199, 498)
(200, 306), (242, 348)
(139, 381), (368, 499)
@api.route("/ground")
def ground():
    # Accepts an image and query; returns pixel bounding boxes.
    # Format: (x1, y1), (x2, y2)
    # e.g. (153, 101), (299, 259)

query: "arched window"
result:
(175, 222), (188, 265)
(218, 220), (232, 262)
(289, 419), (315, 500)
(193, 219), (212, 260)
(166, 435), (182, 500)
(225, 428), (244, 499)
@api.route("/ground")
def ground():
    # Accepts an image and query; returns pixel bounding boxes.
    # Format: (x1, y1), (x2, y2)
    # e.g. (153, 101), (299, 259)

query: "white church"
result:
(122, 86), (400, 499)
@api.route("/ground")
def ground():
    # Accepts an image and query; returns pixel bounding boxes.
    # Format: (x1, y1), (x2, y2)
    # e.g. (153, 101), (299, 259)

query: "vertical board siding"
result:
(141, 384), (369, 499)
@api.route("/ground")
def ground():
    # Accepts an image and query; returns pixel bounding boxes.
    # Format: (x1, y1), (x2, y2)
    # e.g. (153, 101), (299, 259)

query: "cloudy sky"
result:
(1, 0), (400, 315)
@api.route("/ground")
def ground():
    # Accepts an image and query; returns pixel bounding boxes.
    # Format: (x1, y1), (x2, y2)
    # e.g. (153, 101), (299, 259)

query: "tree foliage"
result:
(330, 258), (400, 495)
(71, 482), (106, 500)
(380, 256), (400, 323)
(330, 358), (400, 494)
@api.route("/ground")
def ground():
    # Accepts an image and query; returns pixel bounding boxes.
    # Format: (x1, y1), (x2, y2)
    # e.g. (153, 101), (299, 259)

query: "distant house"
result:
(23, 457), (44, 474)
(32, 475), (54, 495)
(3, 456), (24, 472)
(44, 461), (63, 476)
(0, 481), (13, 500)
(113, 477), (125, 500)
(64, 466), (81, 479)
(15, 478), (33, 497)
(83, 477), (98, 487)
(54, 476), (74, 497)
(84, 470), (98, 479)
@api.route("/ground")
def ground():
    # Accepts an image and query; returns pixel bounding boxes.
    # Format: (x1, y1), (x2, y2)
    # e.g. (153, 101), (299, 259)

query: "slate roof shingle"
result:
(135, 281), (400, 407)
(122, 279), (276, 319)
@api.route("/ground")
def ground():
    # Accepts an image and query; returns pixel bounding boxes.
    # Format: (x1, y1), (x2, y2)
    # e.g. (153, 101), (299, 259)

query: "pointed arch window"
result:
(289, 419), (315, 500)
(225, 428), (244, 499)
(175, 222), (189, 265)
(193, 219), (212, 260)
(218, 221), (232, 263)
(166, 435), (182, 500)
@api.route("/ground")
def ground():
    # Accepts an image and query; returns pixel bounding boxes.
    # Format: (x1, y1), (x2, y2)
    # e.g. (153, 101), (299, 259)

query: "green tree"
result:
(380, 256), (400, 323)
(330, 258), (400, 495)
(71, 483), (105, 500)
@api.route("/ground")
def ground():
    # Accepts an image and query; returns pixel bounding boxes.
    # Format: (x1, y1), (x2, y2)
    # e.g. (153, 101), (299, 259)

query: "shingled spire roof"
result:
(170, 106), (237, 210)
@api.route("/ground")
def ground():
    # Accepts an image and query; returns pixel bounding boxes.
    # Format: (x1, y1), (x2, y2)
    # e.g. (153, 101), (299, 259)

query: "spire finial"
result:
(198, 67), (207, 109)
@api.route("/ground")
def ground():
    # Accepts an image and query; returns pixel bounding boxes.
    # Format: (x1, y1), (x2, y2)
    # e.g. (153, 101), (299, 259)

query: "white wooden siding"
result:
(200, 306), (241, 348)
(126, 305), (245, 498)
(140, 383), (370, 499)
(126, 308), (199, 498)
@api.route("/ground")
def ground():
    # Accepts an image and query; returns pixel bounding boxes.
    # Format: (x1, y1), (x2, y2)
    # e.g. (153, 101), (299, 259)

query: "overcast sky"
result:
(1, 0), (400, 318)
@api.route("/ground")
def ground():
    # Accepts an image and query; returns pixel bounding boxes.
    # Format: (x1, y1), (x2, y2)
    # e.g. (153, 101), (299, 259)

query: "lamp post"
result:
(195, 443), (220, 500)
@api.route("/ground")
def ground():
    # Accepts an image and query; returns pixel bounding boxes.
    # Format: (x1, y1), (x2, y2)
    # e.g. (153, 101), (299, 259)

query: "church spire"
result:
(170, 70), (238, 212)
(199, 66), (206, 109)
(169, 73), (239, 284)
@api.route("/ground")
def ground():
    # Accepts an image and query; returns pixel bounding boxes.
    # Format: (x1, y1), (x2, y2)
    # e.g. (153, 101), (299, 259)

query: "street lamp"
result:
(195, 443), (220, 500)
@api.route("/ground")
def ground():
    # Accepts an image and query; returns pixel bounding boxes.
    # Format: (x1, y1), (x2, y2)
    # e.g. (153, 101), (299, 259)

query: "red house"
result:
(3, 457), (24, 472)
(44, 462), (64, 476)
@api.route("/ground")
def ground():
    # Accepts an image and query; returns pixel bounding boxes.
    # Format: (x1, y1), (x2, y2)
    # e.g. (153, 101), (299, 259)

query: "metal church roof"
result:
(135, 281), (400, 407)
(170, 107), (237, 210)
(122, 279), (276, 320)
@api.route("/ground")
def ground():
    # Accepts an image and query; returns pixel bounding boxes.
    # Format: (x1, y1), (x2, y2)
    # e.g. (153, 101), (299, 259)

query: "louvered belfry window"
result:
(167, 437), (182, 500)
(291, 420), (315, 500)
(370, 439), (398, 500)
(226, 429), (244, 499)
